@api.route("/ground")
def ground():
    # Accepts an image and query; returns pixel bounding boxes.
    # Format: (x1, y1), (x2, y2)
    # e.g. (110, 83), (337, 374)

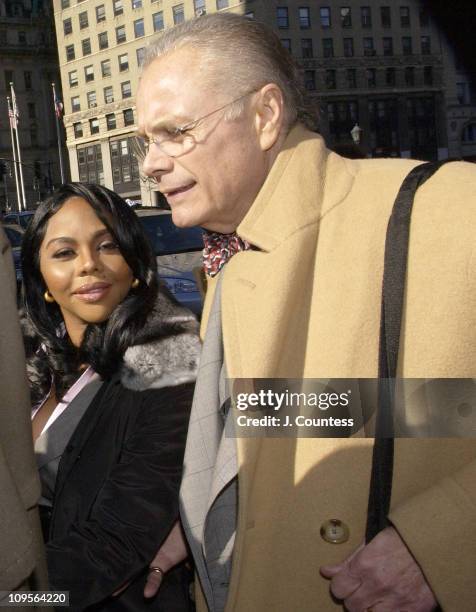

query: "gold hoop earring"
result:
(131, 278), (140, 289)
(44, 290), (55, 303)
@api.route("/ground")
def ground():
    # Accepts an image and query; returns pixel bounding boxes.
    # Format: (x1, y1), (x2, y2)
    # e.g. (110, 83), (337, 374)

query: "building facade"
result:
(0, 0), (66, 211)
(53, 0), (474, 206)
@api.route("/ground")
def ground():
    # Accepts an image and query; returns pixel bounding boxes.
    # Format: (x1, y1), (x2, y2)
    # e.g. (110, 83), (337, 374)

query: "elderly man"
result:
(0, 227), (48, 609)
(136, 13), (476, 612)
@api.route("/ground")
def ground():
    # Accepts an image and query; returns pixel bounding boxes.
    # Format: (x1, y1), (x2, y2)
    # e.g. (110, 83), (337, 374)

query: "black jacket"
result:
(44, 292), (201, 611)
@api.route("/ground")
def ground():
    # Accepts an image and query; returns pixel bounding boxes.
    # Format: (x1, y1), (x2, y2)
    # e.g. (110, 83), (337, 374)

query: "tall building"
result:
(0, 0), (66, 211)
(53, 0), (474, 207)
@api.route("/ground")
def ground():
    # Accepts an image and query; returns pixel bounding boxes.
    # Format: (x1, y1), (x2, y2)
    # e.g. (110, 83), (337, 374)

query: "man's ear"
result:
(254, 84), (285, 151)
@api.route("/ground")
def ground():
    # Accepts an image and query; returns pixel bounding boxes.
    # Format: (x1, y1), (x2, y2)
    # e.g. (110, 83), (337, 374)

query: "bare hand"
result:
(143, 521), (189, 598)
(320, 527), (438, 611)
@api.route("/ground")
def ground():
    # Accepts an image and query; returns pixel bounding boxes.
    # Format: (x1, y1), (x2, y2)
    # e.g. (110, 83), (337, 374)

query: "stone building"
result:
(52, 0), (474, 206)
(0, 0), (66, 211)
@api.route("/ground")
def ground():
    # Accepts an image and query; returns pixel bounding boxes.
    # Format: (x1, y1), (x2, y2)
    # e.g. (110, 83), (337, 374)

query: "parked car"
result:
(2, 223), (24, 286)
(135, 209), (204, 316)
(3, 210), (35, 230)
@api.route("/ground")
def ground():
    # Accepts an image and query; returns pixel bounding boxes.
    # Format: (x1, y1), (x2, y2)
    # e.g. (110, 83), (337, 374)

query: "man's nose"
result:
(141, 143), (174, 179)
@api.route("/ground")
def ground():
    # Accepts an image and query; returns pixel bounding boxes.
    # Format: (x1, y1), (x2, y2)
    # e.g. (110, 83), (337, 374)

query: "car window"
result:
(19, 214), (34, 229)
(138, 214), (203, 255)
(4, 227), (23, 248)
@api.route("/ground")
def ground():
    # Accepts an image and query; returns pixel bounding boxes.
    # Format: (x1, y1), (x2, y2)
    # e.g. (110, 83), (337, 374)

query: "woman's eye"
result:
(52, 249), (75, 259)
(99, 241), (119, 251)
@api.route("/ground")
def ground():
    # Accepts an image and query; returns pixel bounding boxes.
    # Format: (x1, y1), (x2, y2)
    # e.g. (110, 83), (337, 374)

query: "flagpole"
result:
(7, 96), (21, 212)
(52, 83), (65, 184)
(10, 83), (26, 211)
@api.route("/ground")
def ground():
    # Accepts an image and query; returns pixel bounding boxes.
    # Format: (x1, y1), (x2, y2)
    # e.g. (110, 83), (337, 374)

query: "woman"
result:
(21, 183), (200, 611)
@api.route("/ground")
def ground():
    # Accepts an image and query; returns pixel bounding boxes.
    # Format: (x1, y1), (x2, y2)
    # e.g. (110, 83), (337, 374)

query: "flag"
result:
(9, 86), (19, 129)
(54, 94), (63, 118)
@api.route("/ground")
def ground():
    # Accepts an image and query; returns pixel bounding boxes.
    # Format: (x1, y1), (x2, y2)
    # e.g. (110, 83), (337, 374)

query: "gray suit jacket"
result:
(180, 277), (237, 612)
(0, 227), (48, 604)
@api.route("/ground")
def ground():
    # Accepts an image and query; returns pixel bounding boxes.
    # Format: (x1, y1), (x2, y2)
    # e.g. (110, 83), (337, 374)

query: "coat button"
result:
(320, 519), (350, 544)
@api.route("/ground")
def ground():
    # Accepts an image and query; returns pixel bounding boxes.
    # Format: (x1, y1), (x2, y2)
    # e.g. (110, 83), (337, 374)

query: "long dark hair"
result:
(21, 183), (158, 404)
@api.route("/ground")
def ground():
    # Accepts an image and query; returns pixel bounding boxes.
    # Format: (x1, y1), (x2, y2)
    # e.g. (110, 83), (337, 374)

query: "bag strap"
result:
(365, 159), (456, 543)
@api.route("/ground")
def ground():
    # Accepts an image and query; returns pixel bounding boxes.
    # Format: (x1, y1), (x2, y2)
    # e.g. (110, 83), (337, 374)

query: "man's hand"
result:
(143, 521), (189, 598)
(320, 527), (438, 611)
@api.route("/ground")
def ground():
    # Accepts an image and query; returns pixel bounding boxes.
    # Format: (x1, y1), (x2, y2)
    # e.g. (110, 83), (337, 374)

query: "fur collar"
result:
(120, 289), (201, 392)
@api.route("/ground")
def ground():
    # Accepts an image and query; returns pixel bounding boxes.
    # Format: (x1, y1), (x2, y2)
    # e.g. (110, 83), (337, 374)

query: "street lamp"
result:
(350, 123), (363, 145)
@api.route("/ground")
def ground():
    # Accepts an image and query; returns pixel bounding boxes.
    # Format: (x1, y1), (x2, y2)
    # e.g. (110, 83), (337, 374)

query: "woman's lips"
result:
(73, 282), (111, 303)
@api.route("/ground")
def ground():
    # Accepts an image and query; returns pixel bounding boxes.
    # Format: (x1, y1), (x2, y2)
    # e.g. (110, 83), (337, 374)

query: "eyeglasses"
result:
(133, 90), (256, 162)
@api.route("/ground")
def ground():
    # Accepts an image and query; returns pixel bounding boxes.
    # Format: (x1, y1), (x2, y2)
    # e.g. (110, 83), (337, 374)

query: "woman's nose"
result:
(78, 248), (100, 275)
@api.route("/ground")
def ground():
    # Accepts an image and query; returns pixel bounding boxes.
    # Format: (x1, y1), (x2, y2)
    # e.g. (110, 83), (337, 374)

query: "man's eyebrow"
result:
(45, 229), (111, 249)
(141, 115), (194, 136)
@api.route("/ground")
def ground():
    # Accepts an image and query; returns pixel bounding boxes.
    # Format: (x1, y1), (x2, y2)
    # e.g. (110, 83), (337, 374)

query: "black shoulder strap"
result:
(365, 159), (456, 543)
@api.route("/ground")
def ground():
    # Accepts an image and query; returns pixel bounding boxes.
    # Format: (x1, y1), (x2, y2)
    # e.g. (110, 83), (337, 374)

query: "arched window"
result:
(462, 123), (476, 142)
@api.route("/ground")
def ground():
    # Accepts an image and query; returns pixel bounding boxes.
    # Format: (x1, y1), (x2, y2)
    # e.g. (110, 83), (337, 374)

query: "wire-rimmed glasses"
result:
(132, 90), (256, 163)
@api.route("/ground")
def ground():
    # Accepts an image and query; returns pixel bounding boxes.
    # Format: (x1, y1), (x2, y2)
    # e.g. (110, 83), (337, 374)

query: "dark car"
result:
(2, 223), (24, 286)
(135, 209), (204, 316)
(3, 210), (35, 230)
(135, 208), (203, 316)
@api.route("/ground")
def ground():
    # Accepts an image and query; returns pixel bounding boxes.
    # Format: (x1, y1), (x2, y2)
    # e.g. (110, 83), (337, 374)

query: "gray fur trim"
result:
(120, 290), (201, 391)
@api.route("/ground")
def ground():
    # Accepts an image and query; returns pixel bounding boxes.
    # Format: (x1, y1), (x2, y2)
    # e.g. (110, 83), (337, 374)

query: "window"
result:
(101, 59), (111, 77)
(118, 53), (129, 71)
(89, 117), (99, 135)
(106, 113), (117, 130)
(366, 68), (376, 88)
(123, 108), (134, 126)
(456, 82), (468, 105)
(69, 69), (78, 87)
(361, 6), (371, 27)
(419, 8), (429, 28)
(104, 85), (114, 103)
(301, 38), (312, 58)
(66, 44), (75, 61)
(322, 38), (333, 58)
(61, 0), (70, 7)
(423, 66), (433, 86)
(18, 31), (26, 44)
(28, 102), (36, 119)
(400, 6), (410, 27)
(340, 7), (351, 28)
(79, 11), (88, 29)
(405, 66), (414, 86)
(78, 144), (104, 185)
(327, 101), (358, 141)
(363, 37), (375, 56)
(281, 39), (291, 52)
(136, 47), (145, 67)
(98, 32), (108, 49)
(30, 127), (38, 147)
(87, 91), (97, 108)
(121, 81), (131, 98)
(194, 0), (205, 14)
(113, 0), (123, 16)
(173, 4), (184, 25)
(216, 0), (229, 9)
(84, 65), (94, 82)
(110, 137), (140, 186)
(402, 36), (412, 55)
(320, 7), (331, 27)
(277, 7), (289, 29)
(63, 18), (72, 35)
(116, 25), (126, 44)
(73, 122), (83, 138)
(347, 69), (356, 89)
(24, 71), (32, 90)
(96, 5), (105, 22)
(386, 67), (395, 86)
(132, 0), (143, 8)
(82, 38), (91, 55)
(71, 95), (80, 112)
(4, 70), (13, 88)
(134, 18), (144, 38)
(153, 11), (164, 31)
(421, 36), (431, 55)
(299, 7), (311, 29)
(325, 69), (336, 90)
(381, 6), (391, 28)
(462, 123), (476, 142)
(304, 70), (316, 91)
(343, 37), (353, 57)
(383, 37), (393, 56)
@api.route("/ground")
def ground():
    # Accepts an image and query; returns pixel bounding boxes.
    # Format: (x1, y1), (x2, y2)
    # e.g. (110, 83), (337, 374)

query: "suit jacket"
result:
(198, 126), (476, 611)
(0, 227), (48, 604)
